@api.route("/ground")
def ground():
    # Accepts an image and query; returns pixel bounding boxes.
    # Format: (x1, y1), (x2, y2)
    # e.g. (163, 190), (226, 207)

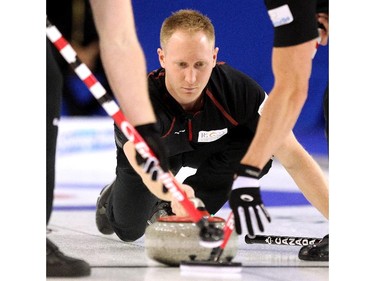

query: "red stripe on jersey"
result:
(188, 119), (193, 141)
(205, 89), (238, 126)
(162, 117), (176, 138)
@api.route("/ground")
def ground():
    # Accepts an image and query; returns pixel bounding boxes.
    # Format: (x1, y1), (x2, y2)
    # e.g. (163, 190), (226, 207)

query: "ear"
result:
(212, 47), (219, 66)
(157, 48), (165, 68)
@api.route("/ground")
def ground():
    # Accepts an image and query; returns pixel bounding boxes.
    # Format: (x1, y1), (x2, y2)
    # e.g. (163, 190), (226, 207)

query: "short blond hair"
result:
(160, 9), (215, 49)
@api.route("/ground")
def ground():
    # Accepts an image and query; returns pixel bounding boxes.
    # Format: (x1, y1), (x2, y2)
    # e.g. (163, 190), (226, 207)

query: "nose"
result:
(184, 68), (197, 84)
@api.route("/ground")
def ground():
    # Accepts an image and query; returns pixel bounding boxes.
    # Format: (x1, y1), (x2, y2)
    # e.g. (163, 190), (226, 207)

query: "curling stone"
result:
(145, 198), (238, 266)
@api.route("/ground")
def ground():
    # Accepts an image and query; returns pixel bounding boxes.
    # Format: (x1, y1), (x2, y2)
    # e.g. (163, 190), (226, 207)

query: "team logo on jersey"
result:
(268, 4), (294, 27)
(198, 128), (228, 142)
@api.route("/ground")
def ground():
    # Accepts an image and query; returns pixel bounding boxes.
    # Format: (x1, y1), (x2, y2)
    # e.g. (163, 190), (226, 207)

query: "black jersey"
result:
(110, 63), (272, 227)
(147, 63), (267, 157)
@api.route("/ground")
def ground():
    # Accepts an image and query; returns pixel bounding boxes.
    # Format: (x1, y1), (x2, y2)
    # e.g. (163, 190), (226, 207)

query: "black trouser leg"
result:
(106, 149), (159, 241)
(46, 40), (62, 224)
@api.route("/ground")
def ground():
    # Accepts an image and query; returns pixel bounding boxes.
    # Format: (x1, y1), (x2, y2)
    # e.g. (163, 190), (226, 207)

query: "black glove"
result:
(134, 123), (169, 183)
(229, 164), (271, 236)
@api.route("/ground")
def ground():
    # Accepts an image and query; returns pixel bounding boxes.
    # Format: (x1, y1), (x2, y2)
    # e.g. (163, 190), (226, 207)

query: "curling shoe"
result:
(299, 234), (329, 261)
(147, 200), (174, 225)
(95, 183), (114, 234)
(47, 238), (91, 277)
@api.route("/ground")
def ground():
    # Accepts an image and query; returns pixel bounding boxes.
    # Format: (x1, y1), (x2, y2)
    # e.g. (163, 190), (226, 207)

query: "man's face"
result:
(158, 30), (218, 110)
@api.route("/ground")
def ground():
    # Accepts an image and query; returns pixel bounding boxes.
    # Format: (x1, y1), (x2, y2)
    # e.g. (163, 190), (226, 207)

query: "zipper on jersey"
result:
(187, 118), (193, 141)
(185, 111), (201, 142)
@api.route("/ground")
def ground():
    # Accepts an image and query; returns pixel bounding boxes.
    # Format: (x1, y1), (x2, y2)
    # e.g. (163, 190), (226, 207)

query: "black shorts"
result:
(264, 0), (319, 47)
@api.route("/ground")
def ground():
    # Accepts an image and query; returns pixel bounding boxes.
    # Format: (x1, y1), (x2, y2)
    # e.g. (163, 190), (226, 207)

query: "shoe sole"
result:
(95, 185), (115, 235)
